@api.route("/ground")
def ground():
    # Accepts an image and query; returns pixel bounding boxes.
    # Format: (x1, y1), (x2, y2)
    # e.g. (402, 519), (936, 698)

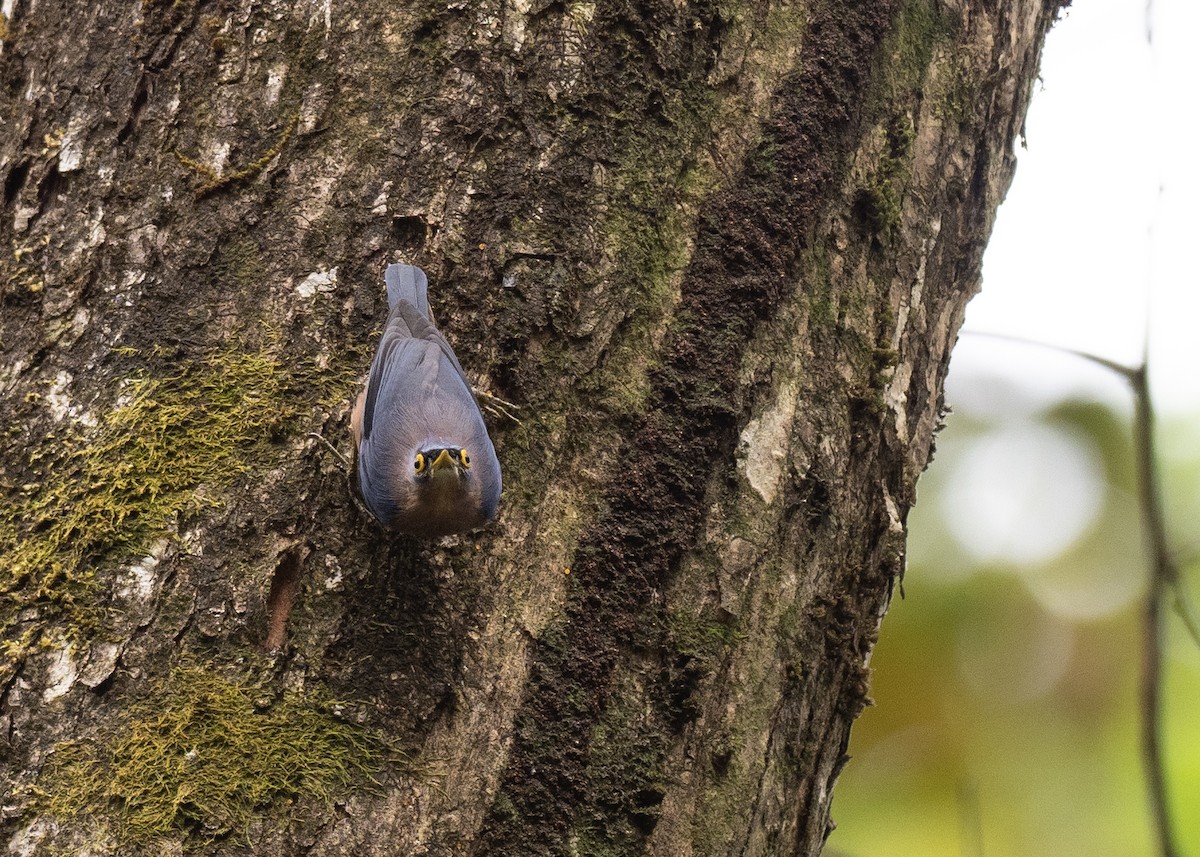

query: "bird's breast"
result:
(394, 474), (486, 537)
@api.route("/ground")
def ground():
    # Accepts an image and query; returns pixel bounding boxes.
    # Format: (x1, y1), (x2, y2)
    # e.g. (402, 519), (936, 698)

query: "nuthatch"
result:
(352, 264), (501, 536)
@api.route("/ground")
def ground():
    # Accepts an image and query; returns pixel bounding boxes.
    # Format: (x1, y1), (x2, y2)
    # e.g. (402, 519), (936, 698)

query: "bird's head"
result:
(413, 446), (472, 483)
(397, 443), (491, 536)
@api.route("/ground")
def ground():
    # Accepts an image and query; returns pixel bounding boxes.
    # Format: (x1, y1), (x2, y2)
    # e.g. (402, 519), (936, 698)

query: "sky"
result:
(953, 0), (1199, 416)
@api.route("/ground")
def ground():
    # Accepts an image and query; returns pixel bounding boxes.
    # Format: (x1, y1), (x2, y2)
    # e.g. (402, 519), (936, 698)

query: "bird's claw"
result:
(475, 390), (521, 424)
(308, 432), (352, 469)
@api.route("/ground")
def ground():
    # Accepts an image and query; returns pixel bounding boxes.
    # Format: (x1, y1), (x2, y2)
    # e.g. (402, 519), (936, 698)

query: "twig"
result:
(475, 389), (522, 424)
(1129, 363), (1180, 857)
(965, 330), (1182, 857)
(175, 113), (300, 197)
(964, 330), (1137, 379)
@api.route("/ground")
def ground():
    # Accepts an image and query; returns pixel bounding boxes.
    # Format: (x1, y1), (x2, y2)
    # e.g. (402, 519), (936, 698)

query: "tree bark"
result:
(0, 0), (1063, 855)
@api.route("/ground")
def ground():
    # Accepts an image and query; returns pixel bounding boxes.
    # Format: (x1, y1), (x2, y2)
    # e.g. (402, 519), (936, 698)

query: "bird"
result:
(351, 263), (501, 536)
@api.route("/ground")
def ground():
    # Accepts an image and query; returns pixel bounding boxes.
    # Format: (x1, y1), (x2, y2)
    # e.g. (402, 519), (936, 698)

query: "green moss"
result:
(853, 117), (915, 241)
(594, 205), (691, 416)
(175, 114), (299, 197)
(588, 119), (713, 417)
(687, 667), (785, 855)
(490, 789), (521, 824)
(853, 0), (956, 241)
(801, 242), (836, 330)
(690, 743), (755, 856)
(585, 0), (805, 412)
(573, 683), (671, 855)
(0, 343), (359, 675)
(854, 179), (900, 239)
(931, 55), (981, 125)
(209, 233), (266, 293)
(35, 663), (389, 846)
(667, 607), (744, 662)
(877, 0), (954, 106)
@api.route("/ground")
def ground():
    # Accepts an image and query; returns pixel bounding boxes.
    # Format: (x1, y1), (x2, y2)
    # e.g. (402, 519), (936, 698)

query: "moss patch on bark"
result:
(0, 342), (358, 679)
(34, 662), (388, 848)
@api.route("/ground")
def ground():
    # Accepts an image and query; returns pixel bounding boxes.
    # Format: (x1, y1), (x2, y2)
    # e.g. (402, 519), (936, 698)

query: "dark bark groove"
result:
(474, 1), (898, 853)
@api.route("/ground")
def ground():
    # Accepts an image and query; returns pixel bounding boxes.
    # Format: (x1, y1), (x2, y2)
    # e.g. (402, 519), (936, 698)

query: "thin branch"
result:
(963, 330), (1139, 379)
(964, 330), (1183, 857)
(1170, 579), (1200, 648)
(1130, 364), (1181, 857)
(307, 432), (350, 470)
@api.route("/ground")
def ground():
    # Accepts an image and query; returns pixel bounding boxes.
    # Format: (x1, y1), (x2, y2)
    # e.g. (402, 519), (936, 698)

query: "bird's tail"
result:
(384, 264), (431, 317)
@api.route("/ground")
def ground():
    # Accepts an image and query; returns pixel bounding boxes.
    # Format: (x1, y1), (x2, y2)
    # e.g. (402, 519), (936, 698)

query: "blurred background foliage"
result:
(828, 362), (1200, 856)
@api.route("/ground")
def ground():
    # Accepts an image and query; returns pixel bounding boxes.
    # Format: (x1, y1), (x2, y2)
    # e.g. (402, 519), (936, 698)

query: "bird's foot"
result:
(308, 432), (352, 469)
(475, 390), (521, 424)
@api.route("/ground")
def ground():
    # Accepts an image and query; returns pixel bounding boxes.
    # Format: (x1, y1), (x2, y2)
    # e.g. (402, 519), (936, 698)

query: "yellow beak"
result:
(429, 448), (456, 474)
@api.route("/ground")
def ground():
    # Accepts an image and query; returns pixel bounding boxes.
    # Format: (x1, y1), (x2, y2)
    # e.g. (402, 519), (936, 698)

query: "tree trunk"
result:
(0, 0), (1062, 854)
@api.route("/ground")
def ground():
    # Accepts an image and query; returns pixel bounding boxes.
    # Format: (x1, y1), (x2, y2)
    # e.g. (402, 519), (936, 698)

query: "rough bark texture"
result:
(0, 0), (1062, 855)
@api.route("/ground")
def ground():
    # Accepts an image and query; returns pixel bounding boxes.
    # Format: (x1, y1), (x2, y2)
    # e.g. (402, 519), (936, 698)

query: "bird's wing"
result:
(360, 308), (419, 444)
(397, 302), (470, 383)
(359, 302), (474, 443)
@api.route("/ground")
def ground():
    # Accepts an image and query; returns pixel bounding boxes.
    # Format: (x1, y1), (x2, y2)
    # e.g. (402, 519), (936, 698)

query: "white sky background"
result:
(952, 0), (1200, 416)
(912, 0), (1200, 593)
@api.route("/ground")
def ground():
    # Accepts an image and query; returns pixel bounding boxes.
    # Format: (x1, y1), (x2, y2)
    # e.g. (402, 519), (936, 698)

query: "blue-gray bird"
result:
(351, 264), (501, 536)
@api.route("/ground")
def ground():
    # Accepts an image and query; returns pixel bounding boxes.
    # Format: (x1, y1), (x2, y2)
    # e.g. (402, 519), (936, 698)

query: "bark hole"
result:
(392, 214), (438, 250)
(117, 74), (151, 145)
(264, 547), (305, 651)
(36, 163), (66, 211)
(3, 159), (29, 206)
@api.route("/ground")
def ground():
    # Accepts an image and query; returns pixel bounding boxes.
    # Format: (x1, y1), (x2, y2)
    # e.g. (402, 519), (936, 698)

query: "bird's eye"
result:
(414, 453), (426, 474)
(459, 449), (471, 468)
